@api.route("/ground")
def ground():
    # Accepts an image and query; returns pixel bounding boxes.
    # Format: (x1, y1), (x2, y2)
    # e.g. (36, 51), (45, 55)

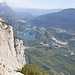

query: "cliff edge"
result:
(0, 21), (26, 75)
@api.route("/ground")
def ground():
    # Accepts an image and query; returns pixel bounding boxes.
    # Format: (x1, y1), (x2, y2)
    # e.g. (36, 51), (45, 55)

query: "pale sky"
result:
(2, 0), (75, 9)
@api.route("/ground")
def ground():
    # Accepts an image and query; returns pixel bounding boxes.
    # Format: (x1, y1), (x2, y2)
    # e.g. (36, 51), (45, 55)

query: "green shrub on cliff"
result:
(19, 64), (49, 75)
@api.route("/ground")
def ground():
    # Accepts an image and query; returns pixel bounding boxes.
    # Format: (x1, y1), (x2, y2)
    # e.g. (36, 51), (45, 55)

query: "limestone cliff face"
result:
(14, 38), (25, 68)
(0, 21), (26, 75)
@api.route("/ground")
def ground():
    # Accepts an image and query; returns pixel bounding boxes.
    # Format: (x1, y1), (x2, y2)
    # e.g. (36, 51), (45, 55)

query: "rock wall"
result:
(0, 21), (26, 75)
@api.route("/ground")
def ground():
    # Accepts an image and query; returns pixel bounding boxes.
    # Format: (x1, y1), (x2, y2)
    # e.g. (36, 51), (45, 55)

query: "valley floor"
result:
(24, 41), (75, 75)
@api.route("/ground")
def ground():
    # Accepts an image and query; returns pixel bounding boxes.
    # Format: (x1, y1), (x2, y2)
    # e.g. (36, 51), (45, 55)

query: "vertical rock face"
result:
(0, 21), (26, 75)
(14, 38), (25, 68)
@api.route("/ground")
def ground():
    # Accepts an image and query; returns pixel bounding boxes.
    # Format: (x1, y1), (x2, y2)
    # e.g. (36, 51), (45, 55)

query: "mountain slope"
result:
(14, 9), (61, 21)
(0, 2), (15, 15)
(0, 2), (17, 21)
(16, 12), (35, 21)
(0, 2), (27, 34)
(28, 8), (75, 30)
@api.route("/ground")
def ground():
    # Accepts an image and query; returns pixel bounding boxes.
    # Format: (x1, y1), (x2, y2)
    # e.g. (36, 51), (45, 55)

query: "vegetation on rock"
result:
(19, 64), (49, 75)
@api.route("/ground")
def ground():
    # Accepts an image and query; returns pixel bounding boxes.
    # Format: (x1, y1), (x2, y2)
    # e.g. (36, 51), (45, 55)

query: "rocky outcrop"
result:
(14, 38), (25, 68)
(0, 21), (26, 75)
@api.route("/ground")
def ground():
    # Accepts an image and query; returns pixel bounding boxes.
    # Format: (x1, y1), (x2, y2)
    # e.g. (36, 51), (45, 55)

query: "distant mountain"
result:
(15, 9), (61, 21)
(28, 8), (75, 30)
(0, 2), (27, 34)
(0, 2), (18, 23)
(0, 2), (15, 16)
(15, 8), (61, 16)
(17, 12), (35, 21)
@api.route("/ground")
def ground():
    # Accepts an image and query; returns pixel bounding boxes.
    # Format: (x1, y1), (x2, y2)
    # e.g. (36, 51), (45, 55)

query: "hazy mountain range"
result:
(0, 2), (75, 75)
(15, 8), (61, 16)
(0, 2), (75, 32)
(28, 8), (75, 31)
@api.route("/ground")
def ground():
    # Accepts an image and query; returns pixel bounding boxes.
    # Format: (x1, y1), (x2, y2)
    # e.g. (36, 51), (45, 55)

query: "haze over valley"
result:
(0, 0), (75, 75)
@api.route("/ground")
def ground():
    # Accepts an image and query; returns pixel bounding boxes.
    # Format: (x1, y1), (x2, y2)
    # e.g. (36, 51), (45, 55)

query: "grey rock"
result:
(0, 21), (26, 75)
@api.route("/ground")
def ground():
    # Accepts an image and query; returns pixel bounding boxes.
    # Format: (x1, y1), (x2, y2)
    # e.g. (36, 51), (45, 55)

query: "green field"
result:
(24, 41), (75, 75)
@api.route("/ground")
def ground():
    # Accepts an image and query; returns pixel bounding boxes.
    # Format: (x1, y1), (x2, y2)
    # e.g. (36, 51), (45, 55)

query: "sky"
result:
(1, 0), (75, 9)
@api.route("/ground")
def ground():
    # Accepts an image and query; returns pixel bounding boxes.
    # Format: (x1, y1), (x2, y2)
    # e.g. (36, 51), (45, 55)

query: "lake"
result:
(17, 32), (36, 40)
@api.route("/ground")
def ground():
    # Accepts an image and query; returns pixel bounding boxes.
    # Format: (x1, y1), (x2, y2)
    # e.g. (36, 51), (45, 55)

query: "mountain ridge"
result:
(28, 8), (75, 30)
(0, 2), (28, 34)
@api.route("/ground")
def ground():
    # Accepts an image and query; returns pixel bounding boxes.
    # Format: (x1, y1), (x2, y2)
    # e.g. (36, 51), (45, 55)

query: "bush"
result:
(19, 64), (49, 75)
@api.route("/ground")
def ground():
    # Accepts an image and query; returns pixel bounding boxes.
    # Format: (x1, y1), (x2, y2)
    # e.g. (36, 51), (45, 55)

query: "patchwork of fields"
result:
(25, 41), (75, 75)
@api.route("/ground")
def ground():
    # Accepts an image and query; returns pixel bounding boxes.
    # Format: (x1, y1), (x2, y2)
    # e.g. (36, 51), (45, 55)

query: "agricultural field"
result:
(24, 41), (75, 75)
